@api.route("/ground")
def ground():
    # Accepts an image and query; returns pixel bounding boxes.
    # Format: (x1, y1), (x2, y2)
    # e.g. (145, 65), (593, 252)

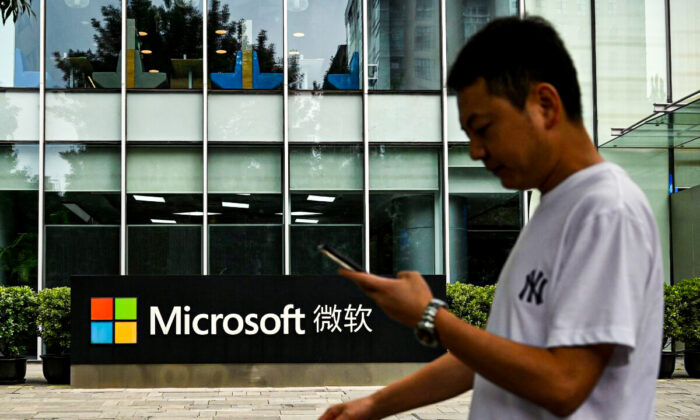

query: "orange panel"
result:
(91, 298), (113, 321)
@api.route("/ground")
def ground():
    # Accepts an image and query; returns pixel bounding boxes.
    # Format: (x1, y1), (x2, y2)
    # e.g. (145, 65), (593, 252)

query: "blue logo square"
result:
(91, 321), (113, 344)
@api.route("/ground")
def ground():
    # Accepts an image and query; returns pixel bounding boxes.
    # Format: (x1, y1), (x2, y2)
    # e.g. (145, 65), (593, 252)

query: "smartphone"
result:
(318, 244), (364, 272)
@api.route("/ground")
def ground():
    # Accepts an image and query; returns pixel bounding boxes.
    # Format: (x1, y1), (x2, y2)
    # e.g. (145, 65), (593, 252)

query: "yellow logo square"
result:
(114, 322), (137, 344)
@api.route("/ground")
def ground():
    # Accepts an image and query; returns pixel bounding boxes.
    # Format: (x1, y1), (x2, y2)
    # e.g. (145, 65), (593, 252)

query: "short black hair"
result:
(447, 16), (582, 123)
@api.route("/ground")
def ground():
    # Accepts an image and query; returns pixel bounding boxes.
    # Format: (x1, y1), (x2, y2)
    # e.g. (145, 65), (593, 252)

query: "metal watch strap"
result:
(414, 298), (447, 348)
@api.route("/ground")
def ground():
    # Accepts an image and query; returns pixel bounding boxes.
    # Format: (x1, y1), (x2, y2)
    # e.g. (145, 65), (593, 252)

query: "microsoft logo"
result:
(90, 297), (138, 344)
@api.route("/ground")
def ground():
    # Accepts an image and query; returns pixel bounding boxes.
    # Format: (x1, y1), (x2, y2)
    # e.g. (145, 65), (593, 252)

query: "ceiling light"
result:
(275, 211), (323, 216)
(173, 212), (222, 216)
(215, 29), (227, 35)
(289, 50), (300, 56)
(141, 49), (152, 55)
(138, 31), (148, 36)
(151, 219), (176, 224)
(63, 203), (92, 223)
(216, 49), (227, 54)
(148, 69), (159, 73)
(235, 193), (251, 196)
(133, 195), (165, 203)
(307, 194), (335, 203)
(65, 0), (90, 9)
(293, 32), (305, 38)
(295, 218), (319, 224)
(222, 202), (250, 209)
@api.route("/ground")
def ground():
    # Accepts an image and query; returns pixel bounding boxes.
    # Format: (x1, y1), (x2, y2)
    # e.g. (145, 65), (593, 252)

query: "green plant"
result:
(675, 278), (700, 350)
(0, 232), (38, 286)
(1, 0), (34, 24)
(37, 287), (71, 355)
(0, 286), (38, 357)
(663, 283), (682, 349)
(446, 283), (497, 329)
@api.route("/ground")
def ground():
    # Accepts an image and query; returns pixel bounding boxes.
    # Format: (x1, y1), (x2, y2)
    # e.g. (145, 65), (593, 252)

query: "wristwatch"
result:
(414, 298), (448, 348)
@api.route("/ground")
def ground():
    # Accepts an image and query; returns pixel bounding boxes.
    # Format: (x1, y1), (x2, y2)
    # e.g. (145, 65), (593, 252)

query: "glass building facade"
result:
(1, 0), (699, 356)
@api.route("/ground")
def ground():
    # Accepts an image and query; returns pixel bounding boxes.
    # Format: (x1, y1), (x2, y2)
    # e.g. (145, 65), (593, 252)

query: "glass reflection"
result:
(368, 0), (440, 90)
(44, 144), (120, 288)
(208, 146), (282, 275)
(0, 1), (40, 87)
(0, 145), (38, 288)
(290, 145), (363, 274)
(288, 0), (362, 90)
(449, 193), (520, 285)
(46, 0), (121, 89)
(127, 0), (203, 89)
(208, 0), (283, 90)
(445, 0), (518, 68)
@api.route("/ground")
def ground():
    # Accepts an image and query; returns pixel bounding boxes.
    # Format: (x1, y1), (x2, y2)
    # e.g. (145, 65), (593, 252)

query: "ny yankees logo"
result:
(518, 270), (548, 305)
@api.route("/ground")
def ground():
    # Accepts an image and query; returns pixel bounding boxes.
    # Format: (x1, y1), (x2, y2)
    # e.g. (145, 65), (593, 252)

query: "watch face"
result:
(415, 326), (438, 347)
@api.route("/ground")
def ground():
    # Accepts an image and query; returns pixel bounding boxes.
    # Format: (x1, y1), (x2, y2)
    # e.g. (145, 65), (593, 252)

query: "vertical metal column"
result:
(202, 1), (209, 275)
(37, 0), (46, 359)
(520, 0), (525, 18)
(362, 0), (370, 271)
(120, 0), (127, 275)
(664, 0), (672, 103)
(439, 0), (450, 282)
(590, 0), (599, 147)
(283, 0), (290, 275)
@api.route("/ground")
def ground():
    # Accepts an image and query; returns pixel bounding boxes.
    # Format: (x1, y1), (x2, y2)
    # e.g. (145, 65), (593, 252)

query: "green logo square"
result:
(114, 298), (137, 320)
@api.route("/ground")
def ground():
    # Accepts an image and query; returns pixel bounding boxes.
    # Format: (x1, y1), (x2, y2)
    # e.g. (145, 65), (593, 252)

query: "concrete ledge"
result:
(71, 363), (427, 388)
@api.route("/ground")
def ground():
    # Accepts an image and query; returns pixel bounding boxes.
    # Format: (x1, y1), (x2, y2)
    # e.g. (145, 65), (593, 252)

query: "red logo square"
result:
(91, 298), (113, 321)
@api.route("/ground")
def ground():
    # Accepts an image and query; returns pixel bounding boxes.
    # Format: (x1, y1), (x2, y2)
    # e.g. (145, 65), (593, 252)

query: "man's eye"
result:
(475, 124), (491, 136)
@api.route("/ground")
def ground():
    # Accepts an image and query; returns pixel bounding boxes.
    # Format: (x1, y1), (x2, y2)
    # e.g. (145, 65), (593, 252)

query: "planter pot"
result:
(0, 357), (27, 384)
(40, 354), (71, 384)
(684, 349), (700, 378)
(658, 352), (676, 378)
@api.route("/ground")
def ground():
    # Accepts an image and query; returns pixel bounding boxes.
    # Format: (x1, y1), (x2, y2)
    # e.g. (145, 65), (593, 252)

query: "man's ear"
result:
(530, 83), (562, 130)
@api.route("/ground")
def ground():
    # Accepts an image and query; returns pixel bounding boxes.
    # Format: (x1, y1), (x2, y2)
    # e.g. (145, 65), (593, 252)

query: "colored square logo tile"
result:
(114, 298), (137, 320)
(114, 322), (137, 344)
(91, 322), (113, 344)
(91, 298), (113, 321)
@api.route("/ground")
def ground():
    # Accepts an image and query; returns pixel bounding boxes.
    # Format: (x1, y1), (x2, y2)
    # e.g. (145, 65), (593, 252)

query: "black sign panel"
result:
(72, 275), (446, 364)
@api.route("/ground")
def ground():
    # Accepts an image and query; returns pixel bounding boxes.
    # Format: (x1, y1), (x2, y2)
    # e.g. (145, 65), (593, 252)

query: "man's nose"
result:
(469, 140), (486, 161)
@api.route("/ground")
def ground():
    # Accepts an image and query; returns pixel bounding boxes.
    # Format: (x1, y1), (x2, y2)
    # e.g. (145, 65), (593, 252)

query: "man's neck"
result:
(538, 125), (603, 195)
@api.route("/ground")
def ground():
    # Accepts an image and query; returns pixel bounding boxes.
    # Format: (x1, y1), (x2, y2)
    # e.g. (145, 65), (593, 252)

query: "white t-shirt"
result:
(468, 162), (664, 419)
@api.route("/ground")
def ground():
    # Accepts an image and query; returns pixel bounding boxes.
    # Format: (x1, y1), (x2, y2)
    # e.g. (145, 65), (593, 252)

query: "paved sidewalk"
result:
(1, 361), (698, 419)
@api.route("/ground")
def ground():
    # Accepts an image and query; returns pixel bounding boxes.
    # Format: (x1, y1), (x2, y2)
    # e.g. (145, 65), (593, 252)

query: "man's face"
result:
(457, 78), (556, 191)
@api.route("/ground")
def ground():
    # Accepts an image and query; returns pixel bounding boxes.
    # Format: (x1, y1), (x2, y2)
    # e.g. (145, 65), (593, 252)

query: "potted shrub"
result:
(675, 277), (700, 377)
(37, 287), (71, 384)
(446, 282), (496, 329)
(0, 286), (38, 384)
(659, 283), (681, 378)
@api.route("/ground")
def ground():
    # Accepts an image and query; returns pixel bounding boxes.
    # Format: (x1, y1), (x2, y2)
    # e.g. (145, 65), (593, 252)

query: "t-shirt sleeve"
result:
(545, 211), (652, 350)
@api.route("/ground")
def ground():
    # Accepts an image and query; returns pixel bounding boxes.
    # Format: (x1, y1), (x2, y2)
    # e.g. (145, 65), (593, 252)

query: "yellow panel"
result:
(242, 49), (253, 89)
(127, 50), (135, 88)
(115, 322), (137, 344)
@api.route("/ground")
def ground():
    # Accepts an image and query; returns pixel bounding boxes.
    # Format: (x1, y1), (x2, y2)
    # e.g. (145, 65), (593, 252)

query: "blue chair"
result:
(210, 50), (282, 90)
(327, 51), (359, 90)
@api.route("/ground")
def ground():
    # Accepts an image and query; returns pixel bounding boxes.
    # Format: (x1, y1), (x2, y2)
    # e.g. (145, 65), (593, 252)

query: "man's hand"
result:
(338, 269), (433, 326)
(320, 396), (376, 420)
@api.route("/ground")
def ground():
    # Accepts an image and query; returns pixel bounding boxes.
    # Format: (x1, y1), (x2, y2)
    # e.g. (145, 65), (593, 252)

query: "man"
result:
(320, 17), (663, 419)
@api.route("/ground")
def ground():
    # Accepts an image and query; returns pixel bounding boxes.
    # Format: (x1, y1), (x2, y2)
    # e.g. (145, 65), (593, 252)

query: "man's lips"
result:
(487, 164), (505, 173)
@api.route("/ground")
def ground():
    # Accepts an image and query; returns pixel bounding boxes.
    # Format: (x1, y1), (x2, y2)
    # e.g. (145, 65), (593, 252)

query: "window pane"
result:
(46, 0), (121, 89)
(46, 92), (121, 141)
(290, 145), (363, 274)
(127, 146), (202, 274)
(208, 0), (283, 90)
(596, 0), (666, 144)
(0, 92), (39, 141)
(527, 0), (594, 138)
(0, 1), (40, 88)
(448, 146), (521, 284)
(0, 144), (38, 289)
(369, 0), (440, 90)
(369, 146), (441, 275)
(675, 149), (700, 190)
(127, 93), (203, 141)
(44, 145), (120, 288)
(670, 0), (700, 98)
(369, 94), (441, 142)
(288, 0), (362, 90)
(208, 146), (282, 275)
(128, 0), (202, 89)
(209, 93), (283, 141)
(289, 93), (362, 142)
